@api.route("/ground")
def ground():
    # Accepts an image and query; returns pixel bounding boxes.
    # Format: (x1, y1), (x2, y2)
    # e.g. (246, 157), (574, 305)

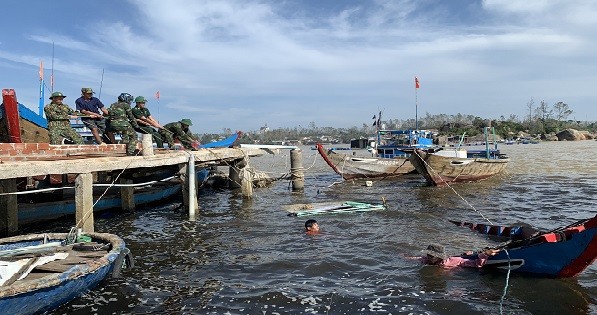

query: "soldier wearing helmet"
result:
(107, 93), (140, 155)
(162, 118), (199, 150)
(131, 96), (166, 148)
(75, 87), (114, 144)
(44, 92), (84, 145)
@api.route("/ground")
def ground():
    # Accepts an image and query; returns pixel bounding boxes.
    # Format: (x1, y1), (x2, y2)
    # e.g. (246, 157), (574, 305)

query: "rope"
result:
(0, 175), (179, 196)
(499, 249), (511, 314)
(412, 150), (493, 225)
(75, 149), (143, 228)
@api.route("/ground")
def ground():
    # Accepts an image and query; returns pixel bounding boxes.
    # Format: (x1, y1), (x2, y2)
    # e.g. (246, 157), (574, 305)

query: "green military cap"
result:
(81, 88), (95, 94)
(49, 91), (66, 99)
(134, 96), (148, 103)
(180, 118), (193, 126)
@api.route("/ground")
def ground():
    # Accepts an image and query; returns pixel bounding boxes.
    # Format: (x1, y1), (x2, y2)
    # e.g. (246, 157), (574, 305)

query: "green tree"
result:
(553, 101), (573, 130)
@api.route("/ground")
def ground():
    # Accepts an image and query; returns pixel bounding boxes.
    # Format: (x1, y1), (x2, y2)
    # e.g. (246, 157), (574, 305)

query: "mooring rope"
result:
(412, 149), (493, 225)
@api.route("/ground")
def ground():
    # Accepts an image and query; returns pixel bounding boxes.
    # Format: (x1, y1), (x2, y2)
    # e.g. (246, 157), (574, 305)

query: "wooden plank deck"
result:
(0, 148), (265, 180)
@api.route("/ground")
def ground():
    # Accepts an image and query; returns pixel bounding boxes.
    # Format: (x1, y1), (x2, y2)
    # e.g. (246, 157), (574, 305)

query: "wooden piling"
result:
(141, 133), (154, 156)
(290, 149), (305, 191)
(188, 153), (198, 219)
(179, 158), (198, 218)
(0, 179), (18, 236)
(120, 178), (135, 212)
(240, 167), (254, 198)
(75, 173), (94, 232)
(229, 159), (246, 189)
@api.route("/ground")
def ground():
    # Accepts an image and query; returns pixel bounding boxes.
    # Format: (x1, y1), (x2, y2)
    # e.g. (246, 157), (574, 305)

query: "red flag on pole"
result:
(415, 77), (420, 89)
(39, 61), (44, 81)
(155, 91), (160, 101)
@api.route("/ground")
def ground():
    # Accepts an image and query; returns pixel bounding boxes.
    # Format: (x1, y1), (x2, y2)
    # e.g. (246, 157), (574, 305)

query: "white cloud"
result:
(2, 0), (596, 133)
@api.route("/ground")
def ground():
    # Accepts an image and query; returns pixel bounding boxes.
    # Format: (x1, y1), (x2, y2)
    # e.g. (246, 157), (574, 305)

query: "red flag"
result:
(155, 91), (160, 101)
(415, 77), (420, 89)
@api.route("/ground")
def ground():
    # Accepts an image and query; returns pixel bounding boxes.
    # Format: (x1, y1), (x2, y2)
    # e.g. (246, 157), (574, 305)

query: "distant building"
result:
(350, 138), (369, 149)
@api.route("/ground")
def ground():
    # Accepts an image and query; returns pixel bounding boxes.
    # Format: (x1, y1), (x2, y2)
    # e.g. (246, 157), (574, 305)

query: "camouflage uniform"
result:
(163, 121), (196, 149)
(107, 102), (139, 155)
(44, 102), (84, 145)
(131, 106), (164, 148)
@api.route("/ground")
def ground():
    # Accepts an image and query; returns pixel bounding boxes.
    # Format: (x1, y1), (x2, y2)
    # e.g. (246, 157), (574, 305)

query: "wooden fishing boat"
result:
(316, 143), (415, 180)
(409, 148), (509, 186)
(0, 89), (49, 143)
(475, 215), (597, 277)
(0, 232), (132, 314)
(283, 200), (386, 217)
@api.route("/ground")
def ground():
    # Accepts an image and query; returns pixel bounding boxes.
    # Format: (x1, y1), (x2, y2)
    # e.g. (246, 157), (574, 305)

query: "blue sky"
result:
(1, 0), (596, 133)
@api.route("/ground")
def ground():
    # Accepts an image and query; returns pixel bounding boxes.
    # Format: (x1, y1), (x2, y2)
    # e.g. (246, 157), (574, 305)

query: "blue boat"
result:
(199, 131), (241, 148)
(373, 129), (436, 158)
(0, 232), (132, 314)
(460, 215), (597, 277)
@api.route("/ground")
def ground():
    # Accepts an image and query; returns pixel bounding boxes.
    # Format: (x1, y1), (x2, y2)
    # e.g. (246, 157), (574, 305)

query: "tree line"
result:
(230, 100), (595, 144)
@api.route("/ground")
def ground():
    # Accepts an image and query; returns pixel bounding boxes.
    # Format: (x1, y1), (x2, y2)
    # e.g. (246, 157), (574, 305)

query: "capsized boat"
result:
(465, 215), (597, 277)
(0, 232), (133, 314)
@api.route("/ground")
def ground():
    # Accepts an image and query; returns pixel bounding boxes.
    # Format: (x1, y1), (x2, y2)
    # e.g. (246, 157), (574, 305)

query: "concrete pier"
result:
(0, 143), (265, 236)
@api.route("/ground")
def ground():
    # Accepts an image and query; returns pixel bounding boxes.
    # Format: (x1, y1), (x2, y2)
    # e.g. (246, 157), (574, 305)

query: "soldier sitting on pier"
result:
(44, 92), (84, 145)
(162, 119), (199, 150)
(107, 93), (140, 156)
(131, 96), (166, 149)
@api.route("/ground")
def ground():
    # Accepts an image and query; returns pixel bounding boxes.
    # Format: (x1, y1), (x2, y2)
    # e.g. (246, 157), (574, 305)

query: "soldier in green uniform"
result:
(44, 92), (84, 145)
(131, 96), (165, 148)
(162, 119), (198, 150)
(107, 93), (140, 156)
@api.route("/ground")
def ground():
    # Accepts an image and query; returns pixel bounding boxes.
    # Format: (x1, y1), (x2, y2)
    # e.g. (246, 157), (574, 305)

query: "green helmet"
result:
(49, 91), (66, 99)
(134, 96), (148, 103)
(180, 118), (193, 126)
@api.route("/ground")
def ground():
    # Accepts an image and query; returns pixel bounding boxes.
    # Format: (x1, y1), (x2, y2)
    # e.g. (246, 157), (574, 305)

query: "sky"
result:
(1, 0), (596, 134)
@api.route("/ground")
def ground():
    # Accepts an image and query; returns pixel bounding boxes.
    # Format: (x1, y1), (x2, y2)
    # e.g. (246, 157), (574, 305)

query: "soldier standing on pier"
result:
(107, 93), (140, 156)
(44, 92), (84, 145)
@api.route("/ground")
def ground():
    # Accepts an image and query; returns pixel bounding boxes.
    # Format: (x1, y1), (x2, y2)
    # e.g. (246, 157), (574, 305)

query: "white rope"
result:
(499, 249), (511, 314)
(0, 175), (179, 196)
(413, 150), (493, 225)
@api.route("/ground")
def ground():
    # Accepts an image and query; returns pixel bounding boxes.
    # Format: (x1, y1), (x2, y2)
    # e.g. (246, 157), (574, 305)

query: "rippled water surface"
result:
(35, 141), (596, 314)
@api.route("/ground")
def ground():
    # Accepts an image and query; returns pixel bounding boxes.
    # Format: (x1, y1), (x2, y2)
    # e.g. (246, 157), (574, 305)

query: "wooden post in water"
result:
(240, 167), (253, 198)
(120, 178), (135, 212)
(229, 159), (246, 189)
(75, 173), (94, 232)
(0, 179), (18, 236)
(290, 149), (305, 191)
(188, 153), (198, 220)
(141, 134), (154, 156)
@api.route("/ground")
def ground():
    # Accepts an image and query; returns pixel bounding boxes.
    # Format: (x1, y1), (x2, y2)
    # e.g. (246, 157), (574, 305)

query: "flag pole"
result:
(155, 91), (161, 122)
(50, 42), (55, 92)
(415, 77), (419, 131)
(38, 60), (44, 117)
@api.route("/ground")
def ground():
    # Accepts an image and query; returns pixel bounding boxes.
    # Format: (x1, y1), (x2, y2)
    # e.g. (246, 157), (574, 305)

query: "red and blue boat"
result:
(461, 215), (597, 277)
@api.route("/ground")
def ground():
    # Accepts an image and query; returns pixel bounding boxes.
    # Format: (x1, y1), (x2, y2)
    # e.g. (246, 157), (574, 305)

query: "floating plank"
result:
(284, 201), (386, 217)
